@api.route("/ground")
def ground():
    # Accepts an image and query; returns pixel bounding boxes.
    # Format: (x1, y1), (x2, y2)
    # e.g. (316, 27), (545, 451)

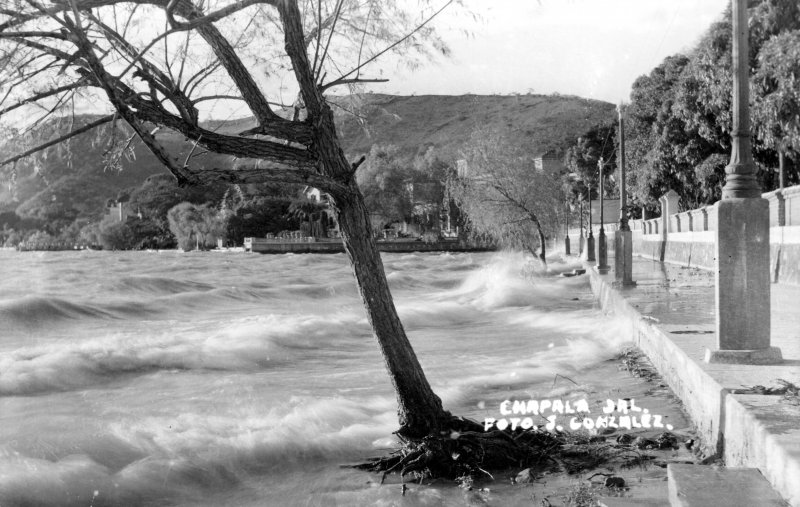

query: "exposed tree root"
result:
(353, 416), (655, 486)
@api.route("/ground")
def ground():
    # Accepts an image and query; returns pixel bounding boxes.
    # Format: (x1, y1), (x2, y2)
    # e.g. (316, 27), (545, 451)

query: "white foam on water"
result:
(0, 250), (636, 506)
(0, 311), (368, 395)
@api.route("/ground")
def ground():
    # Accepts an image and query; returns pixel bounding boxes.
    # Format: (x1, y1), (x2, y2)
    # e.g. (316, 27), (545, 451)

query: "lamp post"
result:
(614, 103), (635, 286)
(579, 198), (585, 255)
(586, 183), (595, 262)
(597, 157), (609, 273)
(707, 0), (781, 364)
(564, 202), (571, 256)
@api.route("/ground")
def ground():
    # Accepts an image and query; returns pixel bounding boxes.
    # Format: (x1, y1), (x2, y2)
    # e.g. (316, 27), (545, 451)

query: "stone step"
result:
(599, 497), (669, 507)
(668, 464), (788, 507)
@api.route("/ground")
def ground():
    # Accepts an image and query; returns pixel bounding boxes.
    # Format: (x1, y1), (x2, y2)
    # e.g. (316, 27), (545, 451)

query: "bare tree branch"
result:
(164, 0), (274, 31)
(323, 0), (454, 89)
(191, 163), (349, 195)
(0, 114), (114, 168)
(320, 76), (387, 92)
(314, 0), (343, 81)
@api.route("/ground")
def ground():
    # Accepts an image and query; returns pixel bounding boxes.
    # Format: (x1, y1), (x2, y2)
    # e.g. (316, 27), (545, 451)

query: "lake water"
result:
(0, 250), (682, 506)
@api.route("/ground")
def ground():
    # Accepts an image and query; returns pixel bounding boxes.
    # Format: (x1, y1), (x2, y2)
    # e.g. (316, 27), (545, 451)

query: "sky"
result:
(2, 0), (732, 124)
(362, 0), (730, 104)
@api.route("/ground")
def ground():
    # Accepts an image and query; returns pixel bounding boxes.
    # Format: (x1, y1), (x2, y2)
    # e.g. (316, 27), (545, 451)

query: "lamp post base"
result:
(597, 228), (609, 273)
(716, 199), (772, 351)
(704, 346), (783, 365)
(614, 229), (635, 286)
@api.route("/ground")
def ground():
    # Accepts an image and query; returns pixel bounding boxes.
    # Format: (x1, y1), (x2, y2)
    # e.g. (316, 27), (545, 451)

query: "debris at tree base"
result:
(514, 468), (535, 484)
(354, 347), (707, 492)
(353, 415), (667, 489)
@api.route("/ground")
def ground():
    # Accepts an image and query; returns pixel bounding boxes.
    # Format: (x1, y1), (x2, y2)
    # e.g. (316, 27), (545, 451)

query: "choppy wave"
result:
(111, 276), (216, 295)
(0, 395), (398, 507)
(0, 249), (638, 506)
(0, 296), (120, 328)
(0, 312), (369, 396)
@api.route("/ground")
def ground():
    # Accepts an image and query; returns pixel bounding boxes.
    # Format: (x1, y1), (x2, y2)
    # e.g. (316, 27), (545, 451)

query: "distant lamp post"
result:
(564, 202), (571, 256)
(586, 184), (596, 262)
(707, 0), (781, 364)
(597, 157), (609, 274)
(579, 198), (585, 255)
(614, 103), (635, 286)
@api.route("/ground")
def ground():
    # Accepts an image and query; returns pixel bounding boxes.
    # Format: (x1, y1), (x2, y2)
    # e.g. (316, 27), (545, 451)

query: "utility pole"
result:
(597, 157), (609, 273)
(707, 0), (781, 364)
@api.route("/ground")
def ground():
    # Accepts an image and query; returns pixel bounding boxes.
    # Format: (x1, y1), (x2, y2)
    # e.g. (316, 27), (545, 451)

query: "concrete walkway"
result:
(585, 255), (800, 506)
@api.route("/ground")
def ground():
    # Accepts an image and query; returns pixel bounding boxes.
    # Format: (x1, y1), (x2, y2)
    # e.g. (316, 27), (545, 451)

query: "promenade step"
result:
(668, 464), (788, 507)
(599, 497), (669, 507)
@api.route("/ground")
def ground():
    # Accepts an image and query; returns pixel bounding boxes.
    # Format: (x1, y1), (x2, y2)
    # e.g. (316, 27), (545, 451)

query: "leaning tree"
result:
(449, 128), (564, 264)
(0, 0), (460, 438)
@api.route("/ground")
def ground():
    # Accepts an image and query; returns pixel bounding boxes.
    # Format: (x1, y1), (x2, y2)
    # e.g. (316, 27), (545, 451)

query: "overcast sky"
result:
(364, 0), (730, 104)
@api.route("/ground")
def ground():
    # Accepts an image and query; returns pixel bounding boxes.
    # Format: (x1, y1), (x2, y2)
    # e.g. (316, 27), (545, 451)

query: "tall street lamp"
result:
(614, 103), (635, 286)
(597, 157), (609, 274)
(564, 201), (571, 255)
(707, 0), (781, 364)
(579, 198), (585, 255)
(586, 180), (596, 262)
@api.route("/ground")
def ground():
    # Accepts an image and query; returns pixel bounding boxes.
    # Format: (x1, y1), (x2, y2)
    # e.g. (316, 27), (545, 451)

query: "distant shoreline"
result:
(244, 238), (496, 254)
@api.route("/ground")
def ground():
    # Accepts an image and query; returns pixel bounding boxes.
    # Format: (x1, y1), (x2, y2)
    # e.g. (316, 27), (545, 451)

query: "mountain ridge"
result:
(1, 93), (616, 223)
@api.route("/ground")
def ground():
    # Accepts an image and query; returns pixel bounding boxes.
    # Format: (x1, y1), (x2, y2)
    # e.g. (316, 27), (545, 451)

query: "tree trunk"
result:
(537, 226), (546, 263)
(274, 0), (450, 438)
(531, 215), (546, 264)
(315, 108), (450, 439)
(334, 185), (451, 437)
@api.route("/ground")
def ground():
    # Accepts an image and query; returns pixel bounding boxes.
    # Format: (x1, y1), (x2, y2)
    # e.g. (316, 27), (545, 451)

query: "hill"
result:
(0, 93), (616, 224)
(332, 93), (616, 161)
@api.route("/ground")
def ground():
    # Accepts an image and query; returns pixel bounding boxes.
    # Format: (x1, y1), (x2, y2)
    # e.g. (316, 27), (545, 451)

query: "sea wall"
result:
(566, 184), (800, 285)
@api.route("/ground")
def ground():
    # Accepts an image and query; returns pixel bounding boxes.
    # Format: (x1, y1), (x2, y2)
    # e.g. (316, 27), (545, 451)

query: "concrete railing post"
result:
(663, 190), (680, 231)
(708, 0), (781, 364)
(658, 191), (679, 262)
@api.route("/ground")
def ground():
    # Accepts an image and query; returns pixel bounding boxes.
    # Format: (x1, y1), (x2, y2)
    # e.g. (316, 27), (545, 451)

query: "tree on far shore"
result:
(167, 201), (224, 250)
(449, 128), (563, 264)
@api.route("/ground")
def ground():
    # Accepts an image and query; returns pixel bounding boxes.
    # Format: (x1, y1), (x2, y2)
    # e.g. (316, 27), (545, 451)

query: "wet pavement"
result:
(586, 254), (800, 506)
(595, 254), (799, 372)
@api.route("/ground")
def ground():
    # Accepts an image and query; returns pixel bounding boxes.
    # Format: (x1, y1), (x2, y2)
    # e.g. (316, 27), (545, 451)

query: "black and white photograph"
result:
(1, 0), (799, 505)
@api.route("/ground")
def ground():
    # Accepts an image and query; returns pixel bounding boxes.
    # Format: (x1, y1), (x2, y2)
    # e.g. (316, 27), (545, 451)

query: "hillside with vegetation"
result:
(0, 93), (616, 248)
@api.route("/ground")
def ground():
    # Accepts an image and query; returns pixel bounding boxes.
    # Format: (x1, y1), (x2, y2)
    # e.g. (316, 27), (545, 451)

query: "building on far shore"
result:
(105, 201), (141, 222)
(533, 151), (565, 174)
(302, 186), (340, 237)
